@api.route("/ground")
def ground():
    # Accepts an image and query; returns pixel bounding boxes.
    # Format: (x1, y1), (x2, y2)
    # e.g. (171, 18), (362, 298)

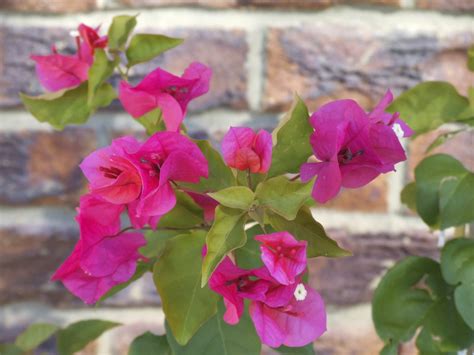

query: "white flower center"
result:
(294, 283), (307, 301)
(69, 30), (80, 37)
(392, 123), (404, 139)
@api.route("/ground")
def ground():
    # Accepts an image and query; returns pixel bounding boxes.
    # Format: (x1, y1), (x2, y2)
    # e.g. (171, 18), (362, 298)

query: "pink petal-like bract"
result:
(255, 232), (307, 285)
(302, 93), (410, 204)
(118, 62), (212, 131)
(250, 284), (327, 348)
(221, 127), (273, 174)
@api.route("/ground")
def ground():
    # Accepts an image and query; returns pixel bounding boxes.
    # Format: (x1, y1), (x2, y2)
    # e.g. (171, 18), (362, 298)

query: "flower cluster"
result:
(209, 232), (326, 347)
(301, 90), (412, 203)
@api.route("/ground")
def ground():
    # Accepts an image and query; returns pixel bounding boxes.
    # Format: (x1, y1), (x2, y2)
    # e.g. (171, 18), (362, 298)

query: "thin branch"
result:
(290, 174), (301, 182)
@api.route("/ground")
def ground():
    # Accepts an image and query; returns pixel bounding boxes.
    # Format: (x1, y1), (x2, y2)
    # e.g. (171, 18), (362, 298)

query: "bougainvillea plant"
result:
(2, 14), (472, 355)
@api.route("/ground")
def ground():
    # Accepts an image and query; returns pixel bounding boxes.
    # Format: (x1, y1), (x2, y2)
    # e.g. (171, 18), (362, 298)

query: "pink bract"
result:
(80, 132), (208, 229)
(31, 23), (107, 92)
(52, 194), (146, 304)
(301, 93), (409, 203)
(221, 127), (273, 174)
(250, 284), (327, 348)
(118, 62), (212, 131)
(255, 232), (307, 286)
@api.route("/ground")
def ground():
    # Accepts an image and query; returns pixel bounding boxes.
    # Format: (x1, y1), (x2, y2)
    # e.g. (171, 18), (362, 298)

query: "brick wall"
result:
(0, 0), (473, 354)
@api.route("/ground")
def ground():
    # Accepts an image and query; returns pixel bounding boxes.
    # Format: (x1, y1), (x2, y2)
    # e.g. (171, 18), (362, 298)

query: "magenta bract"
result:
(221, 127), (273, 173)
(118, 62), (212, 131)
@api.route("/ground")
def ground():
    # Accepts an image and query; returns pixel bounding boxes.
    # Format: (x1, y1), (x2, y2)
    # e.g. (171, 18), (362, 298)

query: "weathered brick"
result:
(263, 26), (474, 112)
(238, 0), (400, 7)
(0, 0), (96, 13)
(408, 129), (474, 179)
(1, 26), (248, 111)
(0, 128), (96, 205)
(308, 230), (439, 305)
(322, 175), (388, 212)
(0, 226), (82, 306)
(417, 0), (474, 11)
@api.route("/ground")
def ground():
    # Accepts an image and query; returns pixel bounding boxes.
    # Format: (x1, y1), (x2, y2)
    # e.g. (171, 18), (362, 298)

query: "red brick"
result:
(417, 0), (474, 11)
(263, 26), (474, 112)
(122, 0), (237, 7)
(0, 128), (97, 205)
(0, 0), (96, 13)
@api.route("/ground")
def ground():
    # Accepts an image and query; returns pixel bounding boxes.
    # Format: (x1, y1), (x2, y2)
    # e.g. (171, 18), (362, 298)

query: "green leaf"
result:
(208, 186), (255, 211)
(87, 49), (117, 105)
(372, 257), (445, 343)
(0, 344), (23, 355)
(255, 176), (312, 220)
(455, 283), (474, 330)
(180, 140), (236, 193)
(414, 154), (470, 227)
(268, 96), (312, 178)
(57, 319), (120, 355)
(276, 344), (315, 354)
(201, 207), (247, 286)
(235, 224), (268, 269)
(153, 231), (218, 345)
(400, 182), (417, 213)
(140, 230), (182, 259)
(136, 107), (166, 135)
(15, 323), (59, 351)
(421, 297), (474, 351)
(20, 82), (116, 130)
(98, 261), (152, 303)
(387, 81), (469, 135)
(380, 342), (398, 355)
(267, 207), (350, 258)
(128, 331), (171, 355)
(441, 238), (474, 329)
(438, 172), (474, 229)
(166, 301), (261, 355)
(126, 34), (183, 67)
(416, 328), (445, 355)
(108, 15), (137, 51)
(158, 190), (204, 229)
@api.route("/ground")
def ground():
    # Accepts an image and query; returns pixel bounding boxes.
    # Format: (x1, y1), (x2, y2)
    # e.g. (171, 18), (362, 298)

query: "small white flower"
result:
(69, 30), (80, 37)
(392, 123), (404, 139)
(294, 283), (307, 301)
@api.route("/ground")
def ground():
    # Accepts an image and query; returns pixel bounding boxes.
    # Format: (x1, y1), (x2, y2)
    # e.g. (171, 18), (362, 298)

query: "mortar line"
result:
(245, 25), (265, 112)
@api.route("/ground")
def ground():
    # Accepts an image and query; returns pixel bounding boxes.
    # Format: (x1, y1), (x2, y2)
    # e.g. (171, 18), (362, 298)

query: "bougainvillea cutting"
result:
(12, 12), (473, 355)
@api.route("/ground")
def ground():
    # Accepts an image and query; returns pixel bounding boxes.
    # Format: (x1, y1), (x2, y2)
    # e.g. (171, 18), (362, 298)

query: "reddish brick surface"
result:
(0, 128), (96, 205)
(417, 0), (474, 11)
(263, 26), (474, 112)
(0, 0), (96, 13)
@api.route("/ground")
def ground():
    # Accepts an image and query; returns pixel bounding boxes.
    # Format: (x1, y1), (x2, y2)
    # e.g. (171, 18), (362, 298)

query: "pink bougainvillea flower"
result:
(209, 257), (268, 325)
(187, 191), (219, 222)
(221, 127), (273, 174)
(118, 62), (212, 131)
(301, 96), (408, 203)
(31, 23), (107, 92)
(250, 283), (327, 348)
(254, 232), (307, 286)
(52, 194), (146, 304)
(368, 90), (413, 138)
(81, 132), (208, 228)
(80, 136), (142, 205)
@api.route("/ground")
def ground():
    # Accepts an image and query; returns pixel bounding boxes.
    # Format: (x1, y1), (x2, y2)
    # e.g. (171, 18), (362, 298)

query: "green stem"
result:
(247, 169), (252, 189)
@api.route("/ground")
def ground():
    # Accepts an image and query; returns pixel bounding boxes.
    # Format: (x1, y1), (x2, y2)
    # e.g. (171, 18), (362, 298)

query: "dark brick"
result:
(0, 226), (83, 306)
(0, 128), (97, 205)
(263, 26), (474, 112)
(0, 0), (96, 13)
(309, 230), (439, 306)
(1, 26), (248, 111)
(417, 0), (474, 11)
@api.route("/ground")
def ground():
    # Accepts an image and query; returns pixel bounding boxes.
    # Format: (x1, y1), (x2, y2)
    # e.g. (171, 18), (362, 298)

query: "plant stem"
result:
(290, 174), (301, 182)
(247, 169), (252, 189)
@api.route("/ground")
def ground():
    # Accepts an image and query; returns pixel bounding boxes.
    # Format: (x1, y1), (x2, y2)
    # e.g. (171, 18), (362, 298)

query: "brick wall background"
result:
(0, 0), (473, 354)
